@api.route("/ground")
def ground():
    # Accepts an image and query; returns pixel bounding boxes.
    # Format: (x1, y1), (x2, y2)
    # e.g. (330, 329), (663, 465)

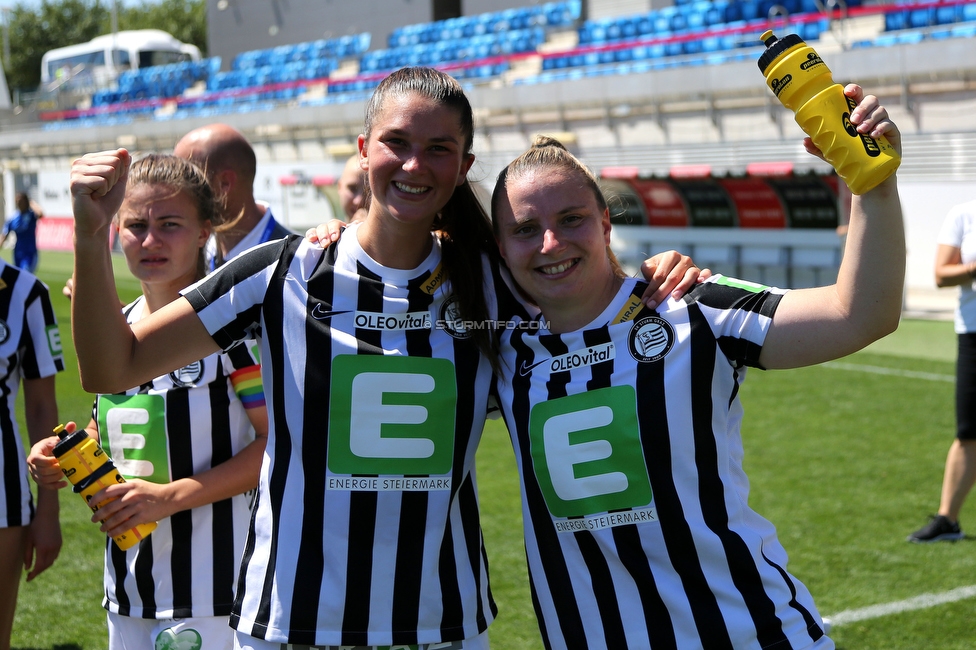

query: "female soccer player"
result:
(0, 254), (63, 650)
(30, 154), (267, 650)
(488, 85), (904, 649)
(68, 68), (699, 649)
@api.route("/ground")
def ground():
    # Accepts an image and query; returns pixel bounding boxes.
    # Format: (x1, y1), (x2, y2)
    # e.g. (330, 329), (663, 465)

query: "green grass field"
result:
(9, 250), (975, 650)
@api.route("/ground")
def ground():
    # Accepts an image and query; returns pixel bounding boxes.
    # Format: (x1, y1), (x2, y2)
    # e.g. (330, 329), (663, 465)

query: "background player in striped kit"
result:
(67, 68), (701, 649)
(30, 154), (268, 650)
(488, 84), (904, 649)
(0, 258), (63, 650)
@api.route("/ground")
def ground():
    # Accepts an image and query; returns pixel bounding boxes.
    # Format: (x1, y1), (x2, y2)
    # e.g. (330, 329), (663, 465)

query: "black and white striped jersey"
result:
(495, 276), (832, 650)
(99, 295), (260, 619)
(182, 224), (510, 646)
(0, 261), (64, 528)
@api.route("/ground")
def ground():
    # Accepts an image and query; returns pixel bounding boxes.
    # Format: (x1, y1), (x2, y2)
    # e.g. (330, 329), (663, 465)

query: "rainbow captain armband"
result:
(230, 365), (266, 410)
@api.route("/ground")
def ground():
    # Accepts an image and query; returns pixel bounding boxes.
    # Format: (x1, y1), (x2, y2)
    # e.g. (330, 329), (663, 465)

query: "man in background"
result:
(337, 154), (366, 224)
(174, 123), (294, 268)
(64, 123), (294, 299)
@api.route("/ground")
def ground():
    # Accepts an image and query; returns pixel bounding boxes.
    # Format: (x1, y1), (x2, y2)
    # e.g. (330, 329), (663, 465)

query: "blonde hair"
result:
(491, 135), (626, 279)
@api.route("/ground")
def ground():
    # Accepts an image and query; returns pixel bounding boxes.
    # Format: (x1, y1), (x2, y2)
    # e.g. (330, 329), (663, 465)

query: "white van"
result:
(40, 30), (201, 89)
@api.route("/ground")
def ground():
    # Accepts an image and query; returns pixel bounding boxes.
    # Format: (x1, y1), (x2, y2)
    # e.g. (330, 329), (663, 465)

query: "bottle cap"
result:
(757, 30), (805, 74)
(52, 426), (93, 459)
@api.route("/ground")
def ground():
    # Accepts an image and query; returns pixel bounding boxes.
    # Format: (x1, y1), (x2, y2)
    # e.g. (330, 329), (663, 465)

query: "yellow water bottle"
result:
(51, 424), (156, 550)
(757, 30), (900, 195)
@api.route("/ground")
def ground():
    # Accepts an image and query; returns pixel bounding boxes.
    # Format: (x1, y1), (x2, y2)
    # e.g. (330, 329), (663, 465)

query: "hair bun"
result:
(531, 135), (568, 151)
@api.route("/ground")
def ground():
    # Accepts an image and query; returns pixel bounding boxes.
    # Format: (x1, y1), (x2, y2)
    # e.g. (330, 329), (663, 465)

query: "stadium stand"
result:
(31, 0), (976, 129)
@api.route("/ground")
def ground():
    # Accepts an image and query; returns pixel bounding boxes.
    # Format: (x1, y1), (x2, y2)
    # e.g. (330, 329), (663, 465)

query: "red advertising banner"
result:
(37, 217), (75, 252)
(718, 177), (786, 229)
(628, 179), (688, 227)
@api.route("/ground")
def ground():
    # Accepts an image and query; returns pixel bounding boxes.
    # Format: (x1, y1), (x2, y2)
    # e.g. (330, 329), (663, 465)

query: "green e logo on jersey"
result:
(45, 324), (62, 357)
(529, 385), (651, 518)
(328, 355), (457, 476)
(96, 394), (170, 484)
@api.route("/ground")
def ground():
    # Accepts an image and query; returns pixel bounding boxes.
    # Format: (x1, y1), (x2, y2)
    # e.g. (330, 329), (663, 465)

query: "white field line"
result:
(821, 361), (954, 383)
(825, 585), (976, 626)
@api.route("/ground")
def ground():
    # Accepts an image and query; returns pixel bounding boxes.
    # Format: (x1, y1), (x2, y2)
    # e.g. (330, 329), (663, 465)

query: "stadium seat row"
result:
(361, 28), (546, 73)
(91, 58), (220, 106)
(577, 0), (861, 45)
(386, 0), (581, 47)
(546, 18), (828, 72)
(50, 0), (976, 127)
(232, 33), (371, 70)
(883, 1), (976, 31)
(209, 58), (338, 91)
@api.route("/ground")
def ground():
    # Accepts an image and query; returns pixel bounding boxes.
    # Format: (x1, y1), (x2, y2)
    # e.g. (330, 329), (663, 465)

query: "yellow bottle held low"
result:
(757, 30), (900, 195)
(51, 424), (156, 550)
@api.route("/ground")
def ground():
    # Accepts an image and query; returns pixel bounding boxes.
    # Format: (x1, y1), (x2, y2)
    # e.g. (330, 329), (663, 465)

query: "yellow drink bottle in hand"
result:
(51, 424), (156, 550)
(757, 30), (900, 195)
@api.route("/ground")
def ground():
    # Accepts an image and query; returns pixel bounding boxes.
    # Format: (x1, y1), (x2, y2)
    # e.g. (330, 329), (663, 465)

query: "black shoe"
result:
(907, 515), (964, 543)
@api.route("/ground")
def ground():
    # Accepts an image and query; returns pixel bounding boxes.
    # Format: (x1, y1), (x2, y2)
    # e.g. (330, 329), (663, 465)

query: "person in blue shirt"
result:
(1, 193), (43, 273)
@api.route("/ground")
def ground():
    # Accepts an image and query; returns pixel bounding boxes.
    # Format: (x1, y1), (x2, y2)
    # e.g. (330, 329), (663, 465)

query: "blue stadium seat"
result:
(670, 11), (688, 31)
(621, 17), (639, 38)
(653, 12), (672, 32)
(886, 10), (909, 31)
(779, 0), (801, 14)
(935, 5), (960, 25)
(705, 3), (726, 26)
(897, 29), (924, 44)
(952, 22), (976, 36)
(738, 0), (760, 20)
(648, 43), (667, 58)
(722, 2), (743, 23)
(685, 7), (706, 30)
(909, 7), (934, 28)
(588, 22), (608, 43)
(874, 33), (899, 47)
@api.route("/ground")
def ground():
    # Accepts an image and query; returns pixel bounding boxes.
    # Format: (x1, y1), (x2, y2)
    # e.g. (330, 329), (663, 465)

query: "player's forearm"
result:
(834, 174), (905, 342)
(164, 438), (267, 514)
(72, 235), (138, 392)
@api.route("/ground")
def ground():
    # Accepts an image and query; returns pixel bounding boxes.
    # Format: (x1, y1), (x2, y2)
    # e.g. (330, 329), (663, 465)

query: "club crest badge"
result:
(439, 294), (471, 339)
(169, 360), (205, 387)
(628, 315), (674, 363)
(0, 319), (8, 344)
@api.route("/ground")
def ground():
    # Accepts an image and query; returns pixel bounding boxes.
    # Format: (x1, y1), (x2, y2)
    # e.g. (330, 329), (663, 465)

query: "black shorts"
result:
(956, 333), (976, 440)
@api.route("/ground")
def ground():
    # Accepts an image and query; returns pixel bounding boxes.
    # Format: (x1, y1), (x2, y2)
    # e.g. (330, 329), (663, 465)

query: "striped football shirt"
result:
(99, 295), (261, 619)
(182, 224), (519, 646)
(494, 276), (831, 650)
(0, 261), (64, 528)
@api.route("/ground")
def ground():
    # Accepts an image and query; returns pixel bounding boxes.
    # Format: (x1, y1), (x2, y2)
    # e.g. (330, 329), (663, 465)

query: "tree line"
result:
(2, 0), (206, 93)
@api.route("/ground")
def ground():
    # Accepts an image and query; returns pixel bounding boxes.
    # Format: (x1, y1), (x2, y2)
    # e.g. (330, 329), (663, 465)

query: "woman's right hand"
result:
(70, 149), (131, 238)
(27, 429), (74, 491)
